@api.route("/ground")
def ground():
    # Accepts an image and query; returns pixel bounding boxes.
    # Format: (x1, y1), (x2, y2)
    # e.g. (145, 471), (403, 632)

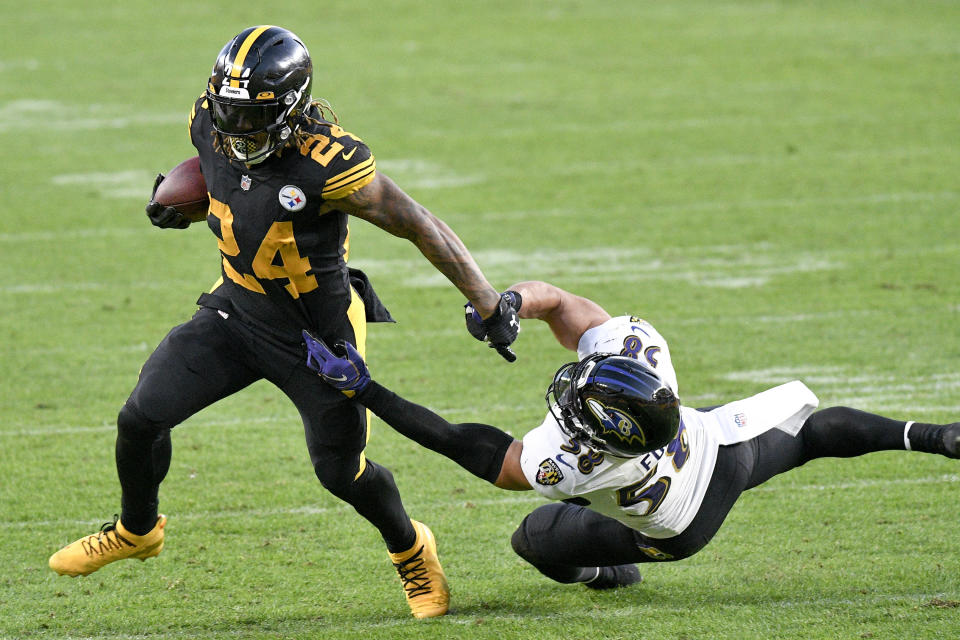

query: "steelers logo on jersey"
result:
(536, 459), (564, 486)
(279, 185), (307, 211)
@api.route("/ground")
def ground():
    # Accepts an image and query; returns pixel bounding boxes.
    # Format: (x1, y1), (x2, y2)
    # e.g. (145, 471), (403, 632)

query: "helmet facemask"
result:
(547, 358), (607, 452)
(208, 77), (309, 164)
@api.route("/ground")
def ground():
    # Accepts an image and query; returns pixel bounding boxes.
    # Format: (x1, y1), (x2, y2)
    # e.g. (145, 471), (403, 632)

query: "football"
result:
(153, 156), (209, 222)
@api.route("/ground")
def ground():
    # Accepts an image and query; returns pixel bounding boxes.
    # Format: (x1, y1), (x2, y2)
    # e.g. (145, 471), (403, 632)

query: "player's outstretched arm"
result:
(303, 331), (530, 490)
(357, 381), (531, 490)
(332, 172), (519, 360)
(506, 281), (611, 351)
(334, 174), (497, 312)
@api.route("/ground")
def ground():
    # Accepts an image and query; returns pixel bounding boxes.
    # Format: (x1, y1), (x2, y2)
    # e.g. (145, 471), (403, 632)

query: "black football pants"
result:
(115, 307), (415, 551)
(510, 407), (911, 583)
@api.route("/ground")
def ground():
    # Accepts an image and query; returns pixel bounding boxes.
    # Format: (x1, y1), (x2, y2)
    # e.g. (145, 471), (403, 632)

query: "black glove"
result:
(464, 303), (487, 342)
(464, 292), (521, 362)
(502, 290), (522, 312)
(465, 290), (522, 340)
(145, 173), (190, 229)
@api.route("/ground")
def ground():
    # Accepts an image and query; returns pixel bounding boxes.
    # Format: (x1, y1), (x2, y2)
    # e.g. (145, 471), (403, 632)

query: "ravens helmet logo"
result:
(584, 398), (647, 449)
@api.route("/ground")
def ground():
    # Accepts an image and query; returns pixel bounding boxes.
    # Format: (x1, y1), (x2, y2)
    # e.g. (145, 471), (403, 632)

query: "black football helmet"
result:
(206, 25), (313, 164)
(547, 354), (680, 458)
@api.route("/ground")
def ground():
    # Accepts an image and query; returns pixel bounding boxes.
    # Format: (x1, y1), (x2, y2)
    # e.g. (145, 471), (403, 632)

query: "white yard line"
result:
(4, 191), (954, 243)
(0, 401), (538, 436)
(467, 191), (958, 222)
(0, 100), (182, 133)
(0, 281), (193, 294)
(0, 228), (143, 243)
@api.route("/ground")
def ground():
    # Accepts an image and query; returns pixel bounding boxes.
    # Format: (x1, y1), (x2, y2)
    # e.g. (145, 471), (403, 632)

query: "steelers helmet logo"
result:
(279, 185), (307, 211)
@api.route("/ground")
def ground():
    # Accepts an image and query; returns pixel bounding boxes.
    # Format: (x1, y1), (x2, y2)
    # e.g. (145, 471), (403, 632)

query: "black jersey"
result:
(188, 96), (386, 340)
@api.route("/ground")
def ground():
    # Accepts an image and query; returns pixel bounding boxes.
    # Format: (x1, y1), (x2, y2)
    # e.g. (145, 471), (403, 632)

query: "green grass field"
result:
(2, 1), (958, 638)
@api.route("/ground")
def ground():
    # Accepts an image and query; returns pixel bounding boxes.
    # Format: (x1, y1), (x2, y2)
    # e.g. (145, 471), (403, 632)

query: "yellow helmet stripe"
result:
(230, 25), (274, 78)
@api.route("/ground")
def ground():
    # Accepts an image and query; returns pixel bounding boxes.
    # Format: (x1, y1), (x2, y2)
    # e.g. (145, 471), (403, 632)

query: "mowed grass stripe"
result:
(38, 588), (960, 639)
(0, 101), (947, 136)
(2, 190), (953, 244)
(4, 474), (957, 530)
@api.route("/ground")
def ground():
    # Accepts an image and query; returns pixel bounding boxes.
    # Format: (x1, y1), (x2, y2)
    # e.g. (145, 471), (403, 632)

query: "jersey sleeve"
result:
(704, 380), (819, 445)
(318, 125), (377, 200)
(519, 416), (577, 500)
(187, 93), (208, 150)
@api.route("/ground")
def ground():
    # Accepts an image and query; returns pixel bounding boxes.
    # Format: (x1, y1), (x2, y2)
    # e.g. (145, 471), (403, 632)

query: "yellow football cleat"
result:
(49, 514), (166, 577)
(388, 519), (450, 619)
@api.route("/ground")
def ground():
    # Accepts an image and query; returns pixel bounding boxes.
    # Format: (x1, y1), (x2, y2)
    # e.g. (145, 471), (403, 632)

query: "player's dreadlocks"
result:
(300, 98), (340, 127)
(291, 99), (340, 147)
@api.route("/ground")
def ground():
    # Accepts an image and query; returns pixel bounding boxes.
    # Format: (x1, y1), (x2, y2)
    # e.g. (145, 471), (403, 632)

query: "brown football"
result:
(153, 156), (209, 222)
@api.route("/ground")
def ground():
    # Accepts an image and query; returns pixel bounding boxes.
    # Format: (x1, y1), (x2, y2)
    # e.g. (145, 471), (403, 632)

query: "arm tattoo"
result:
(337, 173), (500, 313)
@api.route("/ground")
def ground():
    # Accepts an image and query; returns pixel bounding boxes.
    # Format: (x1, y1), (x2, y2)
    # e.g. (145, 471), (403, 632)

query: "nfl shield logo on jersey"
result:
(240, 175), (252, 191)
(536, 459), (564, 486)
(279, 185), (307, 211)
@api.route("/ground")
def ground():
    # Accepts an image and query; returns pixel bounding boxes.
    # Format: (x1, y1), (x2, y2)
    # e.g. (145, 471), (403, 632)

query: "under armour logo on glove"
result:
(302, 331), (370, 397)
(463, 292), (522, 362)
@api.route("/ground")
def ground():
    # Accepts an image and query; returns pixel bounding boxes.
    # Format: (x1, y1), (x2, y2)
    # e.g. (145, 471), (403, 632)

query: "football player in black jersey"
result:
(48, 25), (520, 620)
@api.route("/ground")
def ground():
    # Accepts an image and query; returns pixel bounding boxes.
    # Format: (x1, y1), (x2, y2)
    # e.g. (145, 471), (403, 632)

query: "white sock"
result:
(903, 421), (914, 451)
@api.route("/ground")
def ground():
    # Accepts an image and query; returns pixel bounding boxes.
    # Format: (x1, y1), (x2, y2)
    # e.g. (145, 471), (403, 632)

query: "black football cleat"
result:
(583, 563), (643, 590)
(908, 422), (960, 459)
(942, 423), (960, 459)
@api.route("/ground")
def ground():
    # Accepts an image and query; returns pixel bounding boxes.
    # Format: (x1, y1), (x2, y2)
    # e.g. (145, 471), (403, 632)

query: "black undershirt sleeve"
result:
(355, 381), (516, 484)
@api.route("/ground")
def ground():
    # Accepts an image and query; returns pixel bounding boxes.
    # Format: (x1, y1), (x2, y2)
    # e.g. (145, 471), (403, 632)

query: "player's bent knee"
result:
(117, 403), (168, 441)
(313, 468), (355, 499)
(510, 521), (534, 560)
(314, 456), (384, 500)
(510, 512), (555, 564)
(806, 406), (858, 431)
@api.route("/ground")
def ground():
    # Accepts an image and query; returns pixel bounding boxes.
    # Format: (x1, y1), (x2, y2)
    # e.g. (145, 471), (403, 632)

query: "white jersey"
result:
(577, 316), (679, 396)
(520, 315), (818, 539)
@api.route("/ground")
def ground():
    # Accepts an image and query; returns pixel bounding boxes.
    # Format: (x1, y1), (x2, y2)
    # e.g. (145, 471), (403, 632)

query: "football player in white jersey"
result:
(303, 281), (960, 591)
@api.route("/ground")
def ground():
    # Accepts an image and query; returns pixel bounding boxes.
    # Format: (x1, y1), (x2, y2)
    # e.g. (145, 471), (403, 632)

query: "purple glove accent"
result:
(302, 330), (370, 394)
(464, 302), (487, 341)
